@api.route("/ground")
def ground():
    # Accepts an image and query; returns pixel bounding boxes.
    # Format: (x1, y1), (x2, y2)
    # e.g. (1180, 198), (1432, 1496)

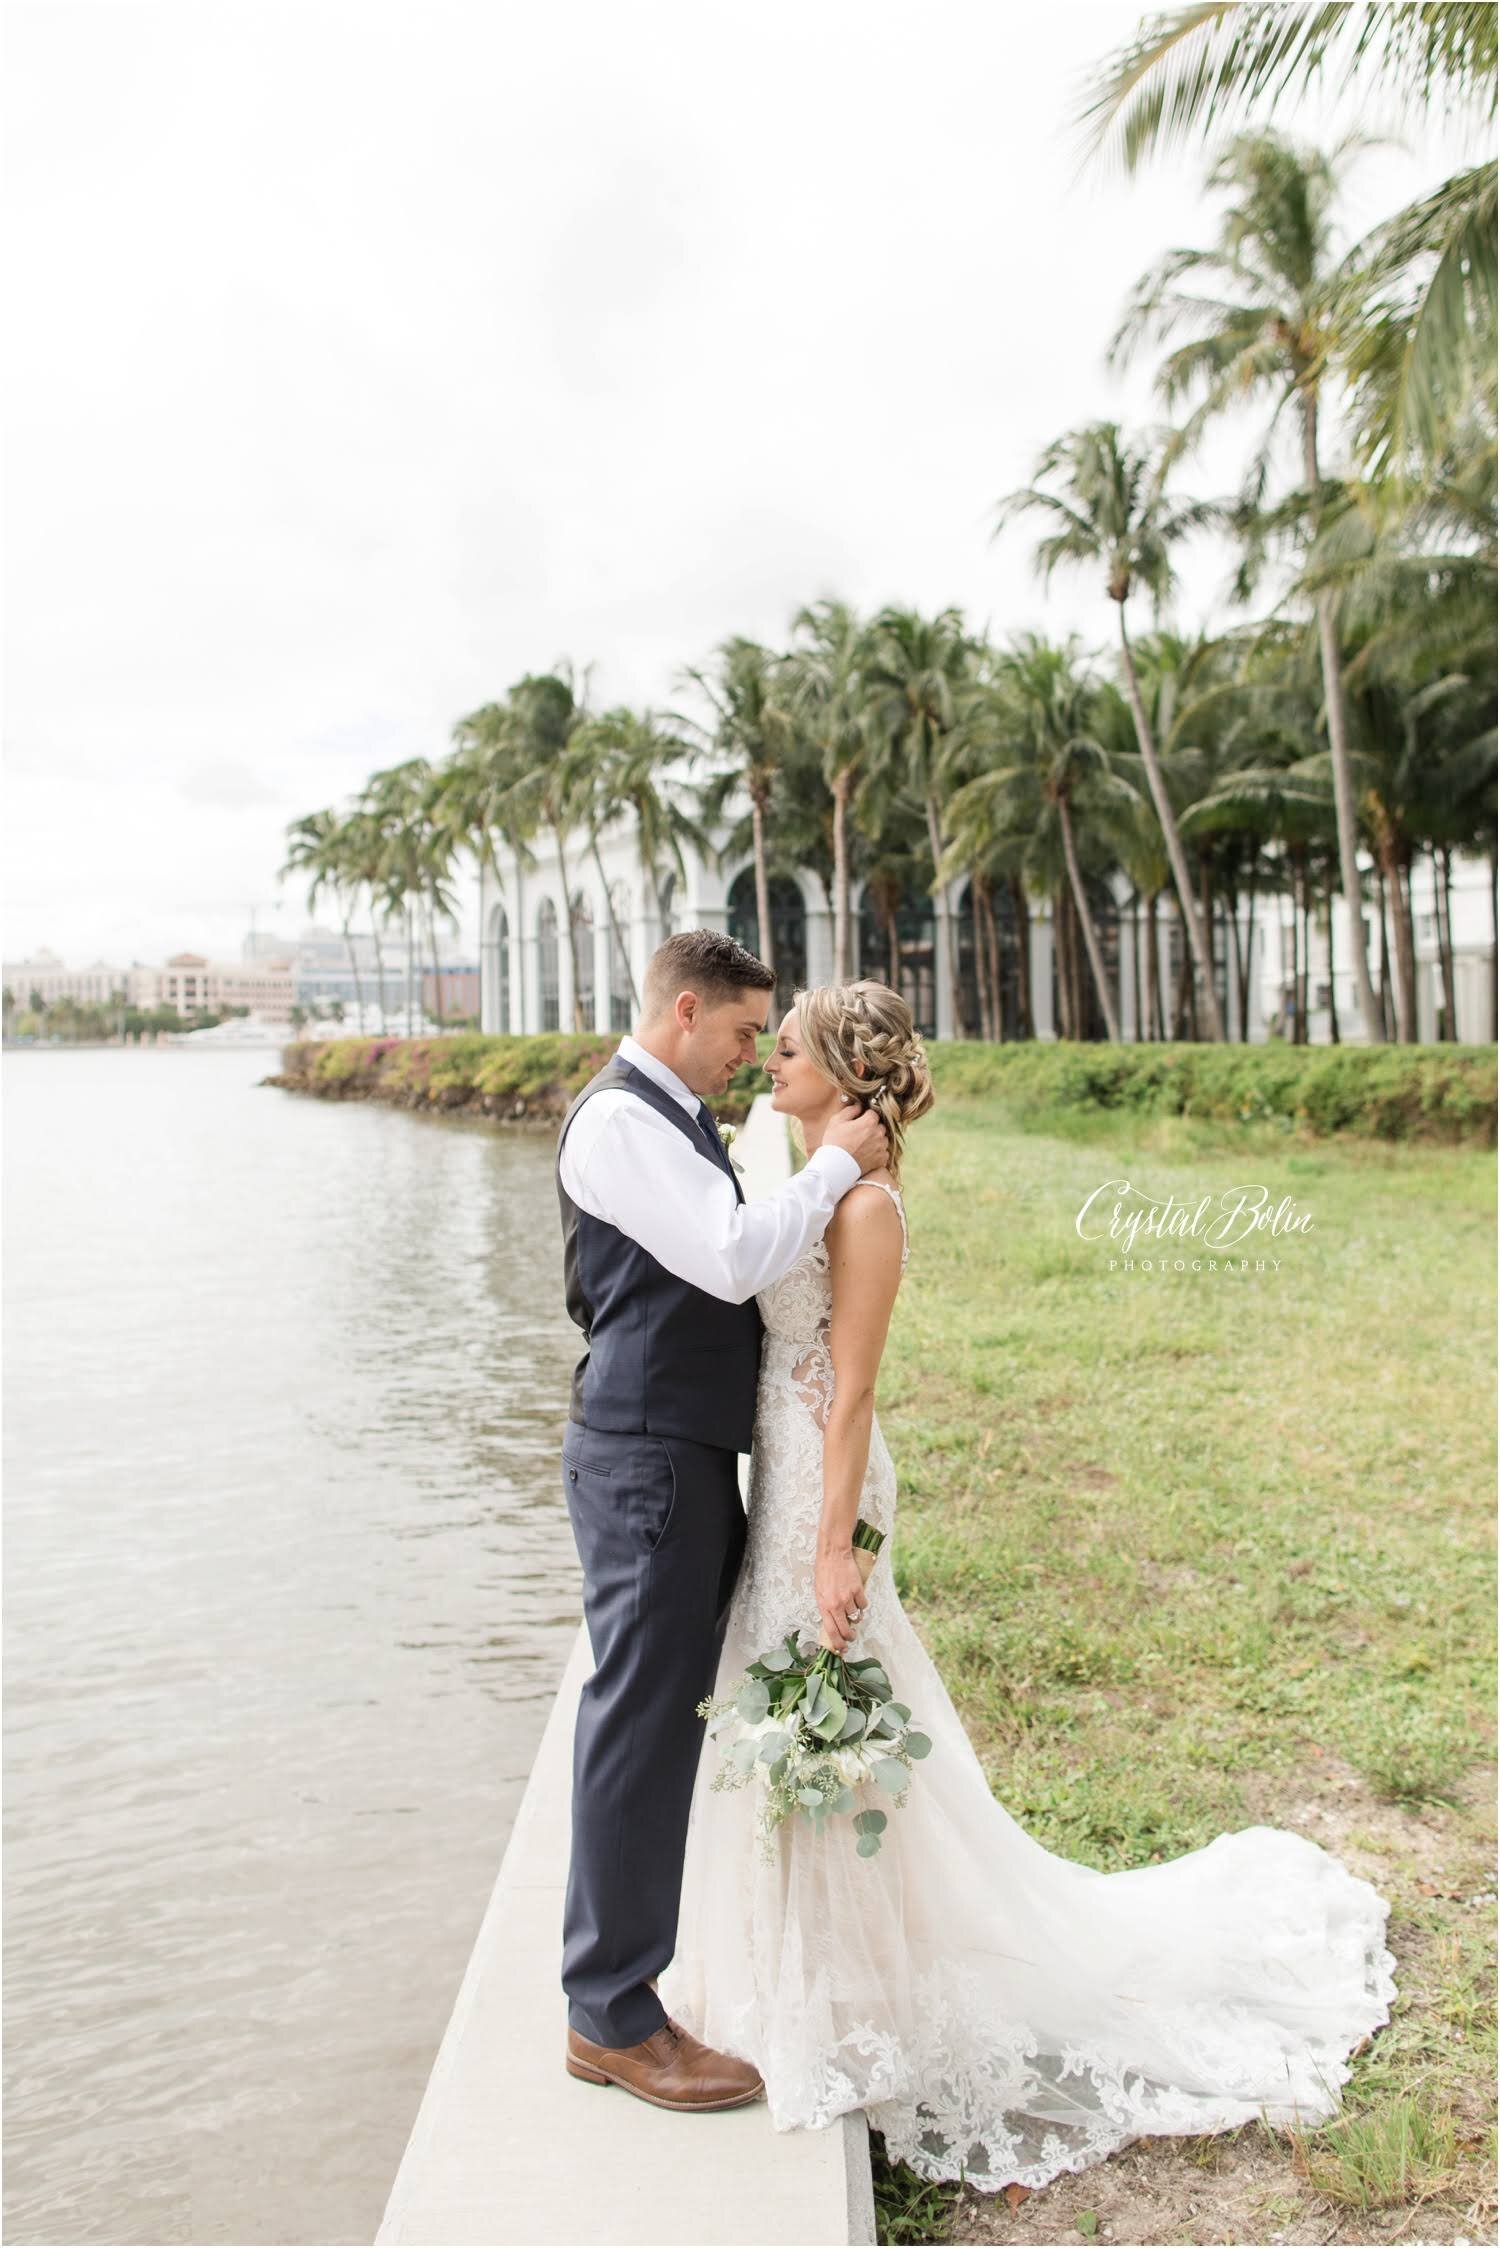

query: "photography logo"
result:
(1075, 1180), (1314, 1278)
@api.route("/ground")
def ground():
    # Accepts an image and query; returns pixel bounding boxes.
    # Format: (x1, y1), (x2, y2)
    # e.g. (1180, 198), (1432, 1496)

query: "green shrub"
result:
(271, 1032), (1495, 1143)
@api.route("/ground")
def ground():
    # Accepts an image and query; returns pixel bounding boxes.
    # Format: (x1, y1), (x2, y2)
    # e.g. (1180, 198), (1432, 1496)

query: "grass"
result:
(867, 1085), (1496, 2244)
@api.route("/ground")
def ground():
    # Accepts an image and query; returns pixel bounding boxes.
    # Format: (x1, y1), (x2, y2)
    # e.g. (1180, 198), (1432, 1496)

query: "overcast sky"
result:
(3, 2), (1476, 966)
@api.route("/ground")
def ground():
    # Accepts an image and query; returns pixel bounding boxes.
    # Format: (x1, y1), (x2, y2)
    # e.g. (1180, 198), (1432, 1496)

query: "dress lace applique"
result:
(658, 1179), (1397, 2194)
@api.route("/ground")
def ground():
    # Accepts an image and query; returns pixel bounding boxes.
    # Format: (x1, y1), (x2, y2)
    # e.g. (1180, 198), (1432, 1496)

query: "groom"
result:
(554, 927), (887, 2110)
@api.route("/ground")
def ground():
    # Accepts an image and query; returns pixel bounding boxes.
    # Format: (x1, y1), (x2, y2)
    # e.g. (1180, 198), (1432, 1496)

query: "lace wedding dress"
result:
(658, 1178), (1399, 2193)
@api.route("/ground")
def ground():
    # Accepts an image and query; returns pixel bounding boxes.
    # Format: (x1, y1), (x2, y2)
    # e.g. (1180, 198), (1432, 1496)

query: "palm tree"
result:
(502, 669), (593, 1028)
(996, 421), (1230, 1040)
(944, 635), (1135, 1042)
(1074, 2), (1497, 467)
(681, 638), (794, 977)
(336, 807), (392, 1031)
(450, 699), (546, 1033)
(784, 600), (871, 981)
(361, 760), (438, 1033)
(859, 606), (973, 1036)
(280, 808), (366, 1026)
(1108, 129), (1390, 1042)
(562, 706), (708, 1009)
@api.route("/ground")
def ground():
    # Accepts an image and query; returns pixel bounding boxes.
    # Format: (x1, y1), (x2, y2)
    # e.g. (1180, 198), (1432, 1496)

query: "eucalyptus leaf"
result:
(796, 1786), (824, 1808)
(903, 1731), (933, 1760)
(838, 1707), (867, 1740)
(736, 1681), (771, 1724)
(756, 1730), (789, 1763)
(760, 1645), (792, 1672)
(885, 1702), (911, 1727)
(830, 1786), (856, 1814)
(856, 1832), (882, 1858)
(729, 1738), (760, 1772)
(872, 1759), (908, 1795)
(852, 1808), (888, 1836)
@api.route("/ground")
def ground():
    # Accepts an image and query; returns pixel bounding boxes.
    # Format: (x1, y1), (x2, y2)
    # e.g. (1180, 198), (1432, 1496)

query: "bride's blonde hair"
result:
(793, 979), (935, 1184)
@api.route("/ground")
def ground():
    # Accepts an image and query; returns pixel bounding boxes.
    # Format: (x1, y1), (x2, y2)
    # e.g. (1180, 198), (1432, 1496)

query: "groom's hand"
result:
(824, 1103), (888, 1175)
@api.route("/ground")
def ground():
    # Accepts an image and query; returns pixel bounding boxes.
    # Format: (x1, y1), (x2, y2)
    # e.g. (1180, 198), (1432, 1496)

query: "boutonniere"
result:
(718, 1121), (745, 1177)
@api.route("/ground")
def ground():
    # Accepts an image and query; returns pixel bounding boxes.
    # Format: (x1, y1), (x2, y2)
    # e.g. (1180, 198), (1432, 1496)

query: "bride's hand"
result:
(815, 1546), (867, 1654)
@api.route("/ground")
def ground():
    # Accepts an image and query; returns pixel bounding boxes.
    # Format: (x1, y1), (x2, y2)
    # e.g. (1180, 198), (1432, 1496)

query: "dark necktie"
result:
(694, 1100), (745, 1202)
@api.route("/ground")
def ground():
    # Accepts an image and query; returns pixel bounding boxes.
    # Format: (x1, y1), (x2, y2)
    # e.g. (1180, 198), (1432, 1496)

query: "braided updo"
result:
(793, 979), (936, 1183)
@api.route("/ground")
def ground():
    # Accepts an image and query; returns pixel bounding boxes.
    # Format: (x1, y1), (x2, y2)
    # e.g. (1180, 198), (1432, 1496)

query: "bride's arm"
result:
(814, 1190), (904, 1654)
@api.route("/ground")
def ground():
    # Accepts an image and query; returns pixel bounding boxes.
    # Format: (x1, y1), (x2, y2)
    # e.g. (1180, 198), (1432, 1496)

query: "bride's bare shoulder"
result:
(826, 1177), (905, 1262)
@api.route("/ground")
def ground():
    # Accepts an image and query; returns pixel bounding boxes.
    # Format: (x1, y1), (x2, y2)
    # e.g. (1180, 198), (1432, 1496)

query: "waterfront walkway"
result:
(375, 1093), (875, 2246)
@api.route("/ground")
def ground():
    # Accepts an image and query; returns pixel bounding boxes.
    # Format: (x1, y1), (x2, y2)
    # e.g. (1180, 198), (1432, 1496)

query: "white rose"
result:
(833, 1748), (870, 1788)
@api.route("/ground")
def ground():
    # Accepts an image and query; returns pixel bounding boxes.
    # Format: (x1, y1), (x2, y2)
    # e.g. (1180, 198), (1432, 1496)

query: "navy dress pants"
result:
(559, 1421), (746, 2049)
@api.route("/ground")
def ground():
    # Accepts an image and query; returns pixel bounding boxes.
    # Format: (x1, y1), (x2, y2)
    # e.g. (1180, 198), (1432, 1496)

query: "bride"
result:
(658, 977), (1398, 2194)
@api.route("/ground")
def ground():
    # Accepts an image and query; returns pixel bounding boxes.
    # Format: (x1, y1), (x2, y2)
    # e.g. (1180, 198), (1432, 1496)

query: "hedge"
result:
(265, 1032), (1496, 1145)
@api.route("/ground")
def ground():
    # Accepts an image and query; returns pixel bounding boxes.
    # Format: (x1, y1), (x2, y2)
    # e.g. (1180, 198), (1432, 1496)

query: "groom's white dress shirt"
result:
(558, 1033), (860, 1306)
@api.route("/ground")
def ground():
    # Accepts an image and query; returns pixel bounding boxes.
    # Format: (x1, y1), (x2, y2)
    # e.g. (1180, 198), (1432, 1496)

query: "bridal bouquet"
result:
(695, 1521), (931, 1861)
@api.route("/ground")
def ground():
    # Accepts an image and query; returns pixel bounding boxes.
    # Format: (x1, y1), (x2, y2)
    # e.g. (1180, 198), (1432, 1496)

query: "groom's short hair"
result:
(641, 929), (775, 1020)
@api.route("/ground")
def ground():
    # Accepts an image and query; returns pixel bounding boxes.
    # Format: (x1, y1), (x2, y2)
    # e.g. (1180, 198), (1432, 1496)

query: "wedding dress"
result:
(658, 1178), (1399, 2193)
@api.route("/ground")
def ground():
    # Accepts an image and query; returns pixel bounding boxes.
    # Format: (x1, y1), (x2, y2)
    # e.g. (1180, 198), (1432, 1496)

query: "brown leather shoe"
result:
(565, 2017), (764, 2111)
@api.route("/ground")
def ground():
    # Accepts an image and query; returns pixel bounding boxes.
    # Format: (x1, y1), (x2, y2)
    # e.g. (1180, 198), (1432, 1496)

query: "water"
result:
(3, 1048), (585, 2244)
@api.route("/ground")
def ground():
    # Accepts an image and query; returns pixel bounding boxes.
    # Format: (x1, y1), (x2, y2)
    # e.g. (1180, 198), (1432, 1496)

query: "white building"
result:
(477, 818), (1495, 1046)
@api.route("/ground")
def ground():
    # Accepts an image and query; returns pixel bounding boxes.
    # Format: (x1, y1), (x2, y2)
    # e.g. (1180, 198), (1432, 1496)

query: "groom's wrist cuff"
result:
(809, 1145), (861, 1195)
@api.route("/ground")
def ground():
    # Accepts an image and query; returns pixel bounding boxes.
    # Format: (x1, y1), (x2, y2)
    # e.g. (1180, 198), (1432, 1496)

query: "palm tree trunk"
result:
(1489, 847), (1499, 1043)
(1011, 876), (1034, 1038)
(1170, 900), (1191, 1039)
(1436, 845), (1457, 1040)
(405, 903), (415, 1032)
(969, 876), (992, 1038)
(1145, 891), (1161, 1041)
(1128, 887), (1143, 1042)
(1226, 887), (1244, 1042)
(1301, 386), (1384, 1043)
(1298, 863), (1311, 1043)
(551, 820), (585, 1031)
(751, 792), (775, 980)
(592, 838), (640, 1010)
(1059, 801), (1120, 1041)
(981, 875), (1003, 1040)
(428, 895), (446, 1028)
(1375, 865), (1396, 1040)
(924, 791), (964, 1040)
(341, 912), (365, 1028)
(1326, 869), (1341, 1044)
(1115, 606), (1225, 1040)
(1394, 852), (1418, 1042)
(369, 907), (388, 1032)
(1240, 872), (1257, 1041)
(831, 770), (852, 983)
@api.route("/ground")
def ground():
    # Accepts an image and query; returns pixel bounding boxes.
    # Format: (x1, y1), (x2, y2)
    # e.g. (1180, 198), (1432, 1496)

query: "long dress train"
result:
(658, 1178), (1398, 2193)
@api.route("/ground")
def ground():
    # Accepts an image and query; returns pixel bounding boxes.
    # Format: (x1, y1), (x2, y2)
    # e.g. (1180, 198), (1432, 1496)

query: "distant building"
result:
(3, 948), (135, 1007)
(157, 951), (297, 1022)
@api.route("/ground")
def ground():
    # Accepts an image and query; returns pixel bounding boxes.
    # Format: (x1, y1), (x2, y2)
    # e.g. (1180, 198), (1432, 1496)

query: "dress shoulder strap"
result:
(846, 1177), (909, 1263)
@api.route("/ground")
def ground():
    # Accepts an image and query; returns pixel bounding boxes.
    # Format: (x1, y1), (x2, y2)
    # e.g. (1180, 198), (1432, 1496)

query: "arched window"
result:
(572, 891), (595, 1029)
(608, 883), (633, 1032)
(727, 868), (807, 1020)
(855, 881), (936, 1038)
(537, 898), (560, 1032)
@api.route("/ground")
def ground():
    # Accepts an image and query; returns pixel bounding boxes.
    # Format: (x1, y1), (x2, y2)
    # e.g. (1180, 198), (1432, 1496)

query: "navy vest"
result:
(556, 1057), (764, 1452)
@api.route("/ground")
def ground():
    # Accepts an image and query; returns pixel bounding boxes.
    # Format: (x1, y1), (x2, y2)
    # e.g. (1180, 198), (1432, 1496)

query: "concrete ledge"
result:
(376, 1097), (875, 2246)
